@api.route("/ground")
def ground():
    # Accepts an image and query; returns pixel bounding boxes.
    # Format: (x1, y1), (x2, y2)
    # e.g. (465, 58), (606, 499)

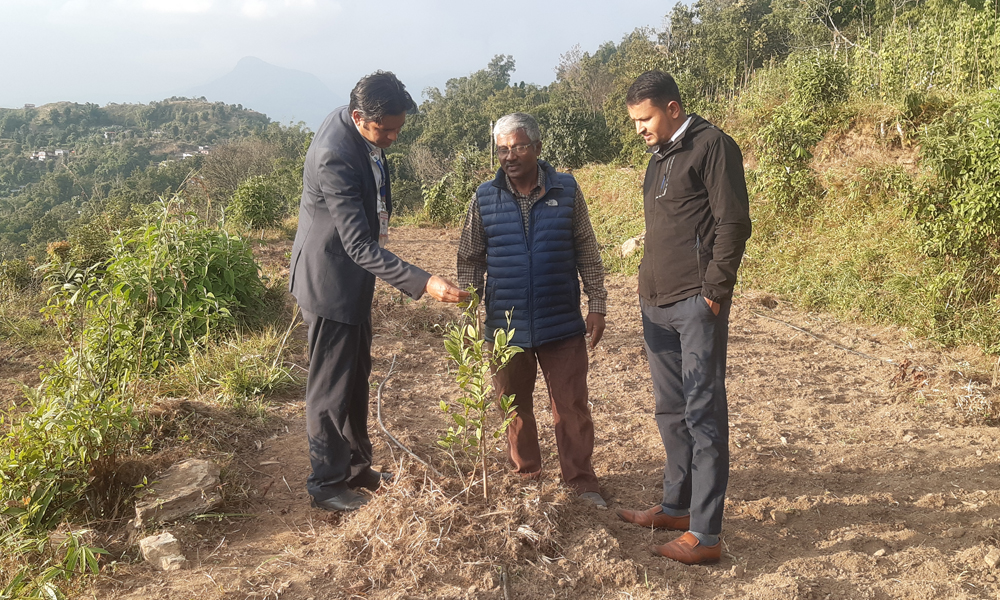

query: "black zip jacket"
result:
(638, 114), (752, 306)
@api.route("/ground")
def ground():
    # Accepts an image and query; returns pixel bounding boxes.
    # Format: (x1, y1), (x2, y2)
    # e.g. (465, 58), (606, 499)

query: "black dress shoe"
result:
(310, 489), (369, 512)
(348, 469), (393, 491)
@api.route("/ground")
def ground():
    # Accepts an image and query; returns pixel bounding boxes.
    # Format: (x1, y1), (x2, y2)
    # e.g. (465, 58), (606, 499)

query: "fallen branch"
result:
(376, 355), (445, 478)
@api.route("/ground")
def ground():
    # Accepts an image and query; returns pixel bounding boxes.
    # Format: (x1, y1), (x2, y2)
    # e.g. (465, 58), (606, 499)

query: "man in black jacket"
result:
(290, 71), (467, 512)
(616, 70), (752, 565)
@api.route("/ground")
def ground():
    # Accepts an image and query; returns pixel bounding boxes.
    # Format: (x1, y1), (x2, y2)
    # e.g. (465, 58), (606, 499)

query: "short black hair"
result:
(349, 71), (416, 123)
(626, 70), (683, 110)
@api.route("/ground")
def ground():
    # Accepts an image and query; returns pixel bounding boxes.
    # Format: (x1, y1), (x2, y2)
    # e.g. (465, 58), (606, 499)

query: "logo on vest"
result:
(546, 199), (558, 206)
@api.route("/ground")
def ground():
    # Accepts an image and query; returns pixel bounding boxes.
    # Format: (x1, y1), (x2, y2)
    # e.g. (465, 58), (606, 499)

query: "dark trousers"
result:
(492, 335), (600, 494)
(301, 309), (373, 501)
(642, 294), (731, 535)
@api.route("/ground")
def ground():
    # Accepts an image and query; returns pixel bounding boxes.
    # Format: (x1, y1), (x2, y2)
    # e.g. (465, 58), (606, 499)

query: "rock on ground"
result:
(139, 532), (188, 571)
(134, 459), (222, 528)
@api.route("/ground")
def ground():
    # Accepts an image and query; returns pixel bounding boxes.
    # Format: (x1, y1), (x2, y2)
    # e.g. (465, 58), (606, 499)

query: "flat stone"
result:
(771, 509), (788, 525)
(985, 547), (1000, 569)
(134, 459), (222, 528)
(139, 532), (188, 571)
(874, 548), (887, 557)
(946, 527), (966, 538)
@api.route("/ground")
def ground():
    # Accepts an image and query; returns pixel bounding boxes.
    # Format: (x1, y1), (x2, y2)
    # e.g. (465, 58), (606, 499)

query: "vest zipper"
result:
(526, 198), (535, 347)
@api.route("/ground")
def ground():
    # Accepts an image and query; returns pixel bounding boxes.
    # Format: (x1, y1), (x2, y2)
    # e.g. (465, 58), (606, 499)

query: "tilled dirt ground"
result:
(92, 227), (1000, 600)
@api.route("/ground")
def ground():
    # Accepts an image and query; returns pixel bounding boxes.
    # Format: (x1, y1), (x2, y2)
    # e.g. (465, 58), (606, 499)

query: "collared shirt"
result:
(671, 116), (693, 142)
(650, 115), (694, 156)
(457, 163), (607, 315)
(356, 125), (386, 206)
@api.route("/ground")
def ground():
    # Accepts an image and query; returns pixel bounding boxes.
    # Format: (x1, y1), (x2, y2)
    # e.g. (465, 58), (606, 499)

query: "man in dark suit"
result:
(290, 71), (467, 512)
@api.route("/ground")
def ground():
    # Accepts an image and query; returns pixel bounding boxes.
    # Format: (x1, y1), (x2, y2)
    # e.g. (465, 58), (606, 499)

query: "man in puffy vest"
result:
(457, 112), (608, 507)
(616, 70), (752, 565)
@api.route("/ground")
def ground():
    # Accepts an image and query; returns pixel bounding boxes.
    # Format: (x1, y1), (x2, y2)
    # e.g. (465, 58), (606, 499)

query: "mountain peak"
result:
(186, 59), (342, 129)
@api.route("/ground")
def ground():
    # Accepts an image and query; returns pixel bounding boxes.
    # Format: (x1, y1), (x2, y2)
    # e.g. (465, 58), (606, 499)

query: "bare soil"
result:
(86, 226), (1000, 600)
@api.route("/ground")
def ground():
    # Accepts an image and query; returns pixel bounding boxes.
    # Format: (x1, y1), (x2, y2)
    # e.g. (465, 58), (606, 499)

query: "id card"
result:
(378, 210), (389, 248)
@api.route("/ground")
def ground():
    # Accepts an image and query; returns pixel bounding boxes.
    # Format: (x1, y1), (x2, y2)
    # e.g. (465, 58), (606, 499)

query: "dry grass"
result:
(371, 285), (461, 338)
(321, 459), (646, 598)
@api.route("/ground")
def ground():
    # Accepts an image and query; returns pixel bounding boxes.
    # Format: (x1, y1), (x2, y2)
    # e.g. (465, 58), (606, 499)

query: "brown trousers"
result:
(492, 335), (599, 494)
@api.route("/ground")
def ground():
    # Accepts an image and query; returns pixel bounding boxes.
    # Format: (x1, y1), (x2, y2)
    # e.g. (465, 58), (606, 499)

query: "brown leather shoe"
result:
(651, 532), (722, 565)
(616, 505), (690, 530)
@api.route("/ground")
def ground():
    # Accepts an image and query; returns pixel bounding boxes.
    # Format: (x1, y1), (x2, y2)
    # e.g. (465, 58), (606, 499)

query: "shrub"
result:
(912, 91), (1000, 259)
(0, 259), (37, 291)
(786, 50), (850, 112)
(3, 198), (266, 536)
(1, 198), (272, 597)
(228, 174), (286, 231)
(422, 149), (490, 226)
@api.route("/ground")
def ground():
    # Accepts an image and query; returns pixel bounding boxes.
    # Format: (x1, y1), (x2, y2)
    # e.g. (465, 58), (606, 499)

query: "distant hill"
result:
(0, 98), (295, 260)
(186, 57), (341, 130)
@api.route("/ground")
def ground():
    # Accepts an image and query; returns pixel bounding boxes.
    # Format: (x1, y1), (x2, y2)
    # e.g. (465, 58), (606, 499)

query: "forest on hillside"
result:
(0, 99), (308, 260)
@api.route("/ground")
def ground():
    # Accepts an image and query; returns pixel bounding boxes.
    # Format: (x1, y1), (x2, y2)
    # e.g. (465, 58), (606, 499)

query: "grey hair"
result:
(493, 112), (541, 143)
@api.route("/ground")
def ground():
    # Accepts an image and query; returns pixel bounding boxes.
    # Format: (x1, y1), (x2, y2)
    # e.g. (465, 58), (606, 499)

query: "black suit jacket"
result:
(290, 106), (430, 324)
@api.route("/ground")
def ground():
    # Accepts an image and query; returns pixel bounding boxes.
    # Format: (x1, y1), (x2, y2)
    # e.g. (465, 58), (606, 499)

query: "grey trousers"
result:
(641, 294), (731, 535)
(301, 309), (373, 501)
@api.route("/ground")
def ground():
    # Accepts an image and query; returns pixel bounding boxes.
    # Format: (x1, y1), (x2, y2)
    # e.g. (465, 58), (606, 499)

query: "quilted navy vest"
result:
(477, 162), (585, 348)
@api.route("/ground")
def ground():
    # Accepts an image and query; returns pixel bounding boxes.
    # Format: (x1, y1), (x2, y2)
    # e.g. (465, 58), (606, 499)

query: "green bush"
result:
(0, 259), (37, 291)
(0, 198), (271, 597)
(786, 50), (850, 111)
(33, 202), (265, 392)
(422, 149), (490, 226)
(228, 174), (286, 231)
(538, 107), (616, 169)
(913, 91), (1000, 259)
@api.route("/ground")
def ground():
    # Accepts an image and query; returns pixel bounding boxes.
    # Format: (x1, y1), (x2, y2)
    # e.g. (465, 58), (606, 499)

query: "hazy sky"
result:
(0, 0), (669, 109)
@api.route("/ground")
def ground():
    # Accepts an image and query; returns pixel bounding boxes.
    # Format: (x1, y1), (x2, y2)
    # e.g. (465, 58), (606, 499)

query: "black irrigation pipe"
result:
(376, 354), (445, 478)
(749, 310), (896, 365)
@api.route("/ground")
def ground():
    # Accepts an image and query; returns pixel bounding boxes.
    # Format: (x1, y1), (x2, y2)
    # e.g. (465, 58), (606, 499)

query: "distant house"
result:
(23, 103), (35, 109)
(198, 145), (210, 155)
(54, 149), (65, 156)
(181, 153), (194, 159)
(31, 151), (47, 161)
(104, 131), (116, 140)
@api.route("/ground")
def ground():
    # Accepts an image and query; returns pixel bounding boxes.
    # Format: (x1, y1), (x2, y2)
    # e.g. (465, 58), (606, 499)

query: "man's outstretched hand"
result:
(586, 312), (606, 349)
(425, 275), (470, 303)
